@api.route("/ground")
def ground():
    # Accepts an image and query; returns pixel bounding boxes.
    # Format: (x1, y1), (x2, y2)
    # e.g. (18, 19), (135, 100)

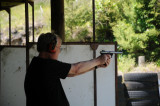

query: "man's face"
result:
(56, 38), (61, 54)
(55, 38), (62, 58)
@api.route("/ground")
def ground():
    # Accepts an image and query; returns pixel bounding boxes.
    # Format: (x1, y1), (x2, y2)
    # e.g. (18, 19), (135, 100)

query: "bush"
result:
(118, 55), (136, 73)
(156, 60), (160, 67)
(131, 62), (160, 73)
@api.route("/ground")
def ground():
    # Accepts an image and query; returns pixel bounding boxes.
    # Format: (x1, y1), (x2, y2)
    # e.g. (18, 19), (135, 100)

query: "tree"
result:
(109, 0), (160, 62)
(65, 0), (93, 42)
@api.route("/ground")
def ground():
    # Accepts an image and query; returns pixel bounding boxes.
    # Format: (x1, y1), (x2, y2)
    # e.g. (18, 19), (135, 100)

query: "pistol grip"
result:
(110, 54), (113, 58)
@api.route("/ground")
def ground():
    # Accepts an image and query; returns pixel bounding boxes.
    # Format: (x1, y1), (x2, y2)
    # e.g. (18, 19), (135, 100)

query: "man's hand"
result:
(97, 54), (111, 68)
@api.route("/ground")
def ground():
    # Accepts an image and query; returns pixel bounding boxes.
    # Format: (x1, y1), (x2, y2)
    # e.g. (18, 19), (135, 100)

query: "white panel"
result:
(0, 44), (116, 106)
(29, 45), (39, 63)
(96, 45), (116, 106)
(59, 45), (94, 106)
(0, 48), (26, 106)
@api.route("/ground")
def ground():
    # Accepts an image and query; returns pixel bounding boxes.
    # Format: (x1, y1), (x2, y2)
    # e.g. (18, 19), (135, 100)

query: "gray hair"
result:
(37, 32), (58, 52)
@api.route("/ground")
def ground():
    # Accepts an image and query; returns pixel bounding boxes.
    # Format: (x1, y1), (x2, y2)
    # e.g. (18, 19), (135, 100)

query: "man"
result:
(24, 32), (111, 106)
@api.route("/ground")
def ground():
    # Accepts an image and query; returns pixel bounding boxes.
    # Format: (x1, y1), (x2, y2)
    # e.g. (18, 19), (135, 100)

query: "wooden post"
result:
(50, 0), (65, 41)
(6, 9), (11, 45)
(25, 0), (29, 69)
(0, 12), (2, 46)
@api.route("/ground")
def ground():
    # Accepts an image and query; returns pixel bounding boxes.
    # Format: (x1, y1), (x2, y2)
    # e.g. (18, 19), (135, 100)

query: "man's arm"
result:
(67, 54), (110, 77)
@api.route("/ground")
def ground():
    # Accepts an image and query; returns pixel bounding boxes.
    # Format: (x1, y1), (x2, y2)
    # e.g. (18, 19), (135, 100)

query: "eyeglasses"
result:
(60, 48), (63, 51)
(56, 45), (63, 51)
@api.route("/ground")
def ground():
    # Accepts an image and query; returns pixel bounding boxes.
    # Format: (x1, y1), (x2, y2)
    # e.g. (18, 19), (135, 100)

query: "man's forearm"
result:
(68, 58), (100, 77)
(75, 58), (100, 72)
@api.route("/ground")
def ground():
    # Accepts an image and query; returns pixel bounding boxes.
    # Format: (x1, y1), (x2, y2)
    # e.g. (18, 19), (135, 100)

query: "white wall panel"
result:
(0, 44), (116, 106)
(96, 45), (116, 106)
(29, 45), (38, 63)
(59, 45), (94, 106)
(0, 48), (26, 106)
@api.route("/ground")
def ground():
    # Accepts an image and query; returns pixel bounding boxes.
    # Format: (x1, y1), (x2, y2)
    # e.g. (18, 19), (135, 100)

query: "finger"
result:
(108, 58), (111, 63)
(106, 55), (110, 61)
(105, 61), (110, 67)
(107, 56), (111, 62)
(103, 62), (108, 67)
(107, 55), (111, 59)
(107, 59), (110, 64)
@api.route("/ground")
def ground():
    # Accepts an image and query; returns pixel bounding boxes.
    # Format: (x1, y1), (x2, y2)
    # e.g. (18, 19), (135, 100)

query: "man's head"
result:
(37, 33), (62, 57)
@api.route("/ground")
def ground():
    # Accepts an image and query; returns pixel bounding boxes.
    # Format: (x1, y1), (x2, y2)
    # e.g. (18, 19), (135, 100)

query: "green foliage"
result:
(112, 21), (148, 52)
(118, 55), (136, 73)
(131, 62), (160, 73)
(94, 0), (160, 68)
(95, 0), (115, 42)
(0, 0), (51, 41)
(106, 0), (160, 62)
(65, 0), (93, 42)
(33, 0), (51, 36)
(0, 10), (9, 37)
(156, 60), (160, 66)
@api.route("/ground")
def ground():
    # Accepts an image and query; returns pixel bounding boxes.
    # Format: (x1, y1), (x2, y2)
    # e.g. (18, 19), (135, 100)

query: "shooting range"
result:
(0, 0), (118, 106)
(0, 43), (117, 106)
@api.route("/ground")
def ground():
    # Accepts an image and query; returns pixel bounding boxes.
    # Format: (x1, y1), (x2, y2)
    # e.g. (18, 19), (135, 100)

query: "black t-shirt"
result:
(24, 57), (71, 106)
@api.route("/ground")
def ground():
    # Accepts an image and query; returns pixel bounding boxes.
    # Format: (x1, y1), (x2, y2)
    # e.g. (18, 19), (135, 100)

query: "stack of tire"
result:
(124, 73), (160, 106)
(118, 75), (127, 106)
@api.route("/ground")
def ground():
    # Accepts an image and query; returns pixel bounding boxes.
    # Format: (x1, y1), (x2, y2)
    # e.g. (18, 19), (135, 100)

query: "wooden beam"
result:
(51, 0), (65, 41)
(0, 0), (34, 2)
(0, 1), (34, 11)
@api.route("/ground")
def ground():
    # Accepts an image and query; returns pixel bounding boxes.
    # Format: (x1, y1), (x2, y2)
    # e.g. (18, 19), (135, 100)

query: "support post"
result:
(0, 51), (2, 99)
(6, 9), (11, 45)
(50, 0), (65, 41)
(32, 2), (34, 42)
(0, 10), (1, 45)
(9, 9), (11, 45)
(92, 0), (97, 105)
(115, 42), (118, 106)
(25, 0), (29, 70)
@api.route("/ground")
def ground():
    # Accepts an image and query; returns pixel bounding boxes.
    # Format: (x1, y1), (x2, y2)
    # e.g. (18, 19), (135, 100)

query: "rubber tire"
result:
(118, 97), (127, 106)
(118, 76), (126, 106)
(125, 90), (159, 99)
(118, 75), (122, 83)
(124, 81), (158, 91)
(124, 73), (158, 82)
(127, 99), (159, 106)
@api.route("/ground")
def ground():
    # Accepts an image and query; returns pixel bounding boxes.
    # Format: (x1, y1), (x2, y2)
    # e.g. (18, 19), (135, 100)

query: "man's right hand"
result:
(97, 54), (111, 68)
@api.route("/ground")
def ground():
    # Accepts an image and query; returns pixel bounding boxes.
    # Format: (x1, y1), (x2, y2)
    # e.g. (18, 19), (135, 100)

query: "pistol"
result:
(100, 50), (123, 58)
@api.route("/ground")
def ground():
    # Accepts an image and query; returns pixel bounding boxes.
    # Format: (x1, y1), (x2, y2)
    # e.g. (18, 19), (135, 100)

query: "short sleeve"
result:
(56, 61), (71, 79)
(45, 59), (71, 79)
